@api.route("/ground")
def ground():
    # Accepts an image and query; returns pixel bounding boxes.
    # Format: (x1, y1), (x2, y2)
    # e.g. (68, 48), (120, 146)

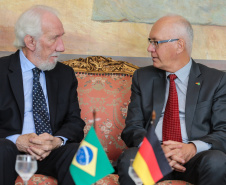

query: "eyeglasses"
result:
(148, 38), (179, 49)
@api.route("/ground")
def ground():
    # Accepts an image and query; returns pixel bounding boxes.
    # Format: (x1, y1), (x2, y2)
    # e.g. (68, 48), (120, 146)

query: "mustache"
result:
(50, 52), (60, 57)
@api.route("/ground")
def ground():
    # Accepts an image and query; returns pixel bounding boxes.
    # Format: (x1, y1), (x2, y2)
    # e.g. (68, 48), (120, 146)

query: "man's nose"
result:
(147, 43), (155, 52)
(56, 37), (65, 52)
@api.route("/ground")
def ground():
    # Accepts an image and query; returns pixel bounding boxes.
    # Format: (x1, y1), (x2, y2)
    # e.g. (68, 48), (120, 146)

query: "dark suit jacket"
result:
(122, 60), (226, 153)
(0, 50), (85, 143)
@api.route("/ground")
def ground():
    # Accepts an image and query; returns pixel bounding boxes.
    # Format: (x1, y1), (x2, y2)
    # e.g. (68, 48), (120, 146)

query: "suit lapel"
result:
(153, 71), (166, 127)
(45, 69), (58, 130)
(185, 60), (202, 139)
(8, 51), (25, 123)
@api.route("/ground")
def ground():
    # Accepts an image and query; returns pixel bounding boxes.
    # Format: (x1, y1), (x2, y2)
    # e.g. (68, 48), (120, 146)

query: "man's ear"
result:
(176, 39), (185, 54)
(24, 35), (36, 51)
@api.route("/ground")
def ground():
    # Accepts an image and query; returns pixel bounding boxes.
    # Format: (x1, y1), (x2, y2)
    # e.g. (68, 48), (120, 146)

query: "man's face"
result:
(147, 19), (178, 72)
(34, 12), (65, 71)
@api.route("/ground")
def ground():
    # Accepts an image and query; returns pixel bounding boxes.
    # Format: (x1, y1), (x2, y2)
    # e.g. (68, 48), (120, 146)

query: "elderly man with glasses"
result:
(117, 15), (226, 185)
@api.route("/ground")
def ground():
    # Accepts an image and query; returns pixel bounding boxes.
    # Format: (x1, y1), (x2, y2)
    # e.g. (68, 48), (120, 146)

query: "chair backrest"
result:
(63, 56), (139, 162)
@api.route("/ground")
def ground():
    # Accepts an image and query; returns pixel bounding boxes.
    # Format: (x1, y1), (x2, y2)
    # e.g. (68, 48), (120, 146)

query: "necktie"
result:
(162, 74), (182, 142)
(32, 67), (52, 135)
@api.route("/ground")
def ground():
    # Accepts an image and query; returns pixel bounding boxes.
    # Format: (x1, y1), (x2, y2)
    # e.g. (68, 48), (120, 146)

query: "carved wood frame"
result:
(62, 56), (139, 75)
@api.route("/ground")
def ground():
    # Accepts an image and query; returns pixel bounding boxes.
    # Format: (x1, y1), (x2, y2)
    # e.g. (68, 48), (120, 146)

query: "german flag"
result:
(133, 124), (172, 185)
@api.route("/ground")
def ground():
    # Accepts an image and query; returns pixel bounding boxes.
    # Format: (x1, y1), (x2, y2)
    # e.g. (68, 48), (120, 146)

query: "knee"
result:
(117, 147), (139, 185)
(65, 143), (80, 153)
(0, 139), (18, 163)
(0, 139), (17, 153)
(200, 150), (226, 173)
(117, 147), (138, 174)
(60, 142), (80, 161)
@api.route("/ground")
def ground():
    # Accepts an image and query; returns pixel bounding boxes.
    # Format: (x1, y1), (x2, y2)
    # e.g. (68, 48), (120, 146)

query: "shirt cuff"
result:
(190, 140), (212, 154)
(56, 136), (68, 145)
(6, 134), (20, 144)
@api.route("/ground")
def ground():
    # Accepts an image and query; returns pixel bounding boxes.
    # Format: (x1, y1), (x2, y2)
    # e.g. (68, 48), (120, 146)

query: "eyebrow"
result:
(54, 32), (65, 38)
(148, 37), (158, 40)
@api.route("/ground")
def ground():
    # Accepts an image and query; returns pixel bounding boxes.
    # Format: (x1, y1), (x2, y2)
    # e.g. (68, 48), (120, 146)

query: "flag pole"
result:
(145, 110), (156, 130)
(151, 110), (156, 126)
(93, 109), (96, 131)
(93, 109), (97, 185)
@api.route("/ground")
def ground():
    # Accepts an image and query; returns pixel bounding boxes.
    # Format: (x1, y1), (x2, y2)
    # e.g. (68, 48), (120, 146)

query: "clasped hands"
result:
(16, 133), (62, 161)
(162, 140), (197, 172)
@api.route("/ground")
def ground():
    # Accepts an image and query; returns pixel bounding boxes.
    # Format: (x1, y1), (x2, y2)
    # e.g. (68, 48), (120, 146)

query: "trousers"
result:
(117, 147), (226, 185)
(0, 138), (79, 185)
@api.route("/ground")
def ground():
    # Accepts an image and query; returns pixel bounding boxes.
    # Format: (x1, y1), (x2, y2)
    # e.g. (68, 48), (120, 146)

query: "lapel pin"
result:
(195, 82), (200, 85)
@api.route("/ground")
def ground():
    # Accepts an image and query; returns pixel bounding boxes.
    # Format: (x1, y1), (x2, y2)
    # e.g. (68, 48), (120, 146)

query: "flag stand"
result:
(93, 109), (97, 185)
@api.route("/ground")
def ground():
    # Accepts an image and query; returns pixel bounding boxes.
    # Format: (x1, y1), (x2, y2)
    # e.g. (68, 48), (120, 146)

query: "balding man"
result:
(118, 15), (226, 185)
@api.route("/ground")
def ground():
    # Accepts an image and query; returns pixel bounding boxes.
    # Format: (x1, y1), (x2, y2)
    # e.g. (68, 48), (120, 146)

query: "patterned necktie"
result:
(32, 67), (52, 135)
(162, 74), (182, 142)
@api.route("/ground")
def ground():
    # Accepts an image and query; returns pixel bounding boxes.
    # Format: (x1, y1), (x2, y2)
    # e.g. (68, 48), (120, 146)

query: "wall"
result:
(0, 0), (226, 62)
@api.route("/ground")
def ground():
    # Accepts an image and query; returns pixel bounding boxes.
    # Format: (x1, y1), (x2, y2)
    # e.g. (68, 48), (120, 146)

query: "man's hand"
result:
(163, 140), (197, 172)
(23, 133), (63, 161)
(161, 142), (186, 172)
(16, 133), (63, 161)
(161, 142), (183, 162)
(163, 140), (197, 163)
(16, 133), (38, 153)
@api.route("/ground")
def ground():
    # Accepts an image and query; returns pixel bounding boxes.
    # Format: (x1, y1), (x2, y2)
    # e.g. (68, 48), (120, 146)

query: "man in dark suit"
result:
(0, 5), (85, 185)
(117, 15), (226, 185)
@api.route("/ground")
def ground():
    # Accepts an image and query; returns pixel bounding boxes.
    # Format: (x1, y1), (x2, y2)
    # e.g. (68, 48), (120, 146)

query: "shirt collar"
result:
(19, 49), (38, 73)
(166, 59), (192, 83)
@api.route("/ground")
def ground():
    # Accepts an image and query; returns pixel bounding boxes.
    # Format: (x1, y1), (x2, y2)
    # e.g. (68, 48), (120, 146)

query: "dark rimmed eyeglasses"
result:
(148, 38), (179, 49)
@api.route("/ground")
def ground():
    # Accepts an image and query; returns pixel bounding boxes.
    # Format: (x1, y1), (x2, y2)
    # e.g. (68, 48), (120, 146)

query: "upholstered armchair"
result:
(15, 56), (192, 185)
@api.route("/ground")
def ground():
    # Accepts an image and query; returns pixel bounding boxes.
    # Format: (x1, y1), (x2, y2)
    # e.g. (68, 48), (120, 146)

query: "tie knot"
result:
(168, 74), (177, 81)
(32, 67), (41, 81)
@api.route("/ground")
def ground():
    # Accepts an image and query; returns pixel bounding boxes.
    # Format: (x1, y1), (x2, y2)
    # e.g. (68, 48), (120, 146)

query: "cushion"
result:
(96, 174), (119, 185)
(15, 174), (57, 184)
(156, 180), (193, 185)
(15, 175), (193, 185)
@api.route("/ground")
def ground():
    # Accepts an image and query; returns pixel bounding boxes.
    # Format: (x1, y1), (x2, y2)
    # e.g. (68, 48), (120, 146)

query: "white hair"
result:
(175, 16), (193, 56)
(13, 5), (59, 49)
(163, 14), (194, 56)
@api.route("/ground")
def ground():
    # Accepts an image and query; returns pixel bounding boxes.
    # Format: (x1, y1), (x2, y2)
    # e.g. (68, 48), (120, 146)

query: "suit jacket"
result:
(0, 50), (85, 143)
(122, 59), (226, 153)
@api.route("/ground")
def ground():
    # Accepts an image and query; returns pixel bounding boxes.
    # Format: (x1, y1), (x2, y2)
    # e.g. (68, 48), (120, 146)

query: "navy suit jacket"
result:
(122, 60), (226, 153)
(0, 50), (85, 143)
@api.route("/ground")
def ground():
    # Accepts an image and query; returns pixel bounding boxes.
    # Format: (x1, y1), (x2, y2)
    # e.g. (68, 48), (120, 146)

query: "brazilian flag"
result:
(70, 126), (114, 185)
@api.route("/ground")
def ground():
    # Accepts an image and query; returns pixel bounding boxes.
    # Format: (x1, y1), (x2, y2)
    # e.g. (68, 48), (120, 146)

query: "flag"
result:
(133, 124), (172, 185)
(70, 125), (114, 185)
